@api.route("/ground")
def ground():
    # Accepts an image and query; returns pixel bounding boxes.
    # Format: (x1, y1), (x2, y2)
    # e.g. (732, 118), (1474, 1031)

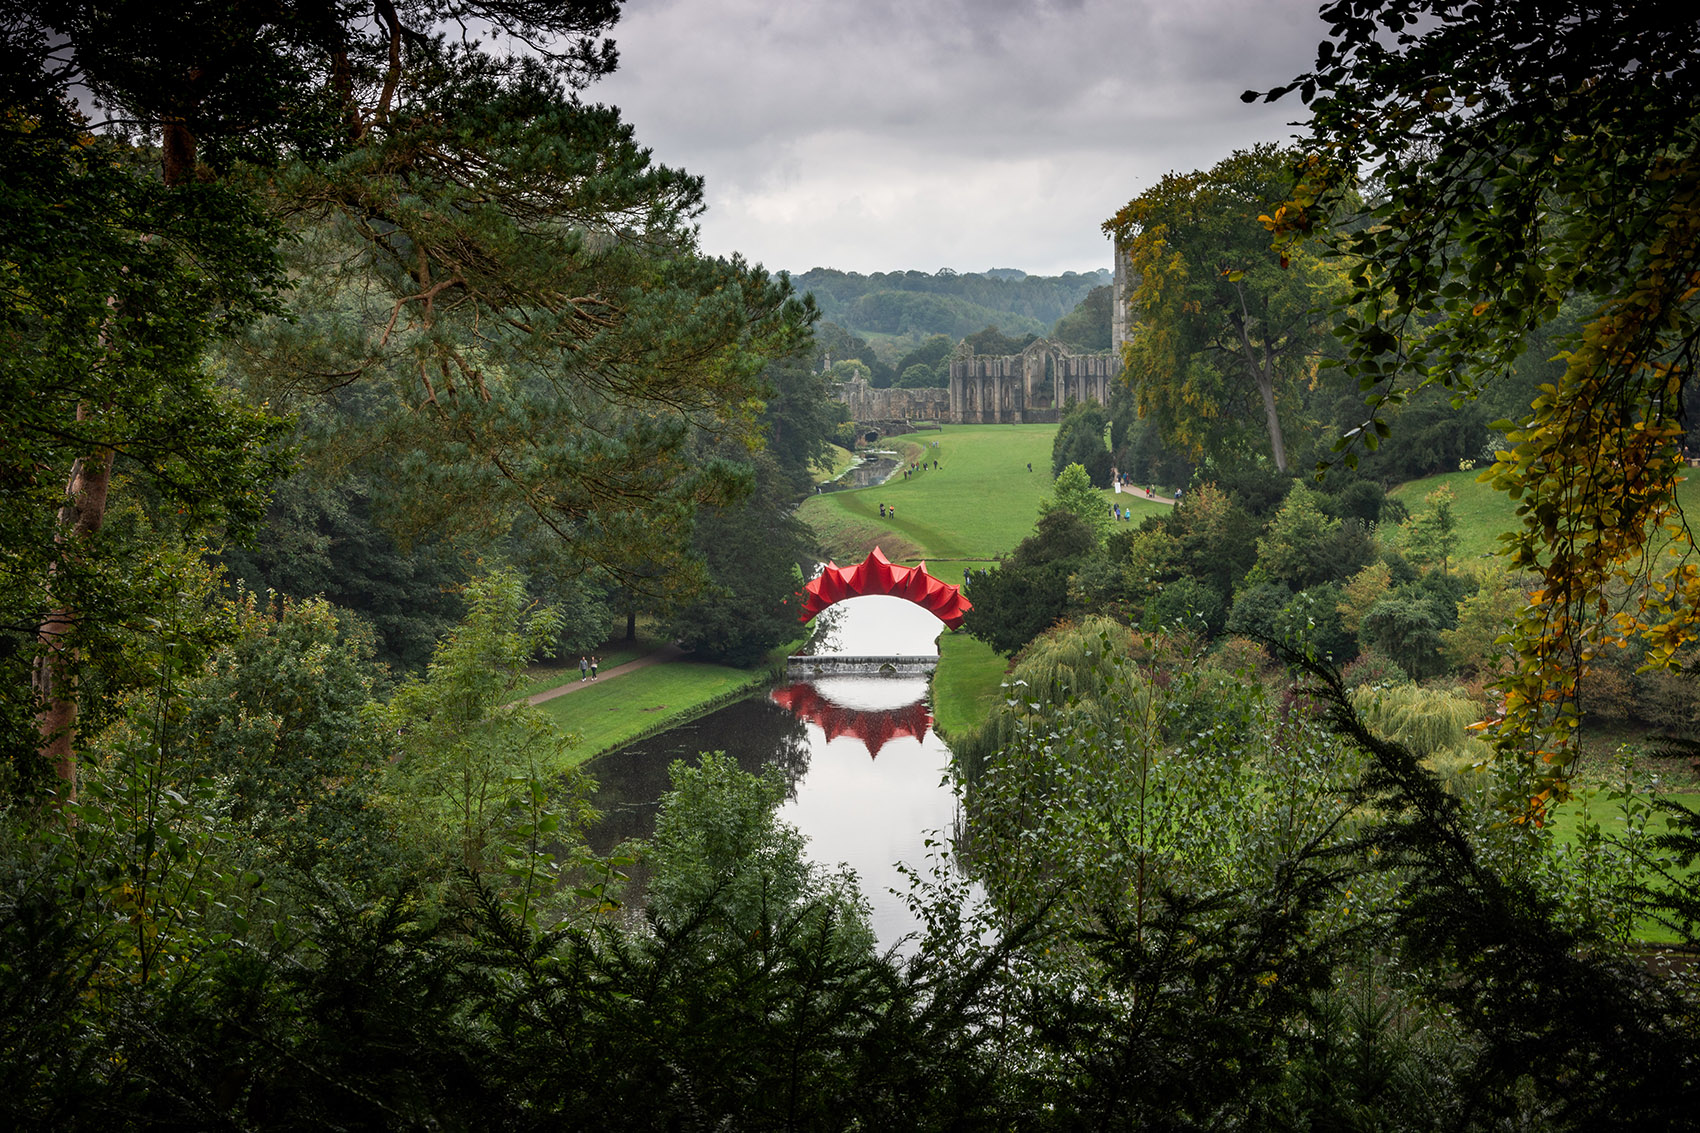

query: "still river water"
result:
(585, 594), (964, 948)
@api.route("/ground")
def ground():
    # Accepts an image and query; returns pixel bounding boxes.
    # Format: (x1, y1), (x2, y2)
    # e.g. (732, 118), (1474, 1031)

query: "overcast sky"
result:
(590, 0), (1326, 278)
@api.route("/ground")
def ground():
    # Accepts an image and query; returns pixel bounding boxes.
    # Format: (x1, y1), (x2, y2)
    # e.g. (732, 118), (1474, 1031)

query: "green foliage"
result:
(1051, 284), (1113, 351)
(1050, 400), (1112, 486)
(376, 569), (582, 881)
(961, 509), (1098, 655)
(795, 266), (1107, 342)
(1359, 591), (1452, 681)
(666, 457), (809, 666)
(813, 321), (893, 386)
(1351, 682), (1491, 786)
(1149, 575), (1228, 637)
(171, 594), (386, 872)
(1227, 580), (1292, 642)
(0, 27), (292, 791)
(219, 473), (467, 672)
(1399, 485), (1460, 576)
(961, 324), (1038, 357)
(1262, 0), (1700, 789)
(1044, 462), (1112, 541)
(1105, 145), (1337, 473)
(647, 753), (873, 956)
(1256, 483), (1368, 590)
(757, 351), (851, 495)
(961, 562), (1075, 657)
(892, 333), (957, 379)
(1441, 565), (1526, 675)
(897, 363), (945, 388)
(1275, 583), (1356, 665)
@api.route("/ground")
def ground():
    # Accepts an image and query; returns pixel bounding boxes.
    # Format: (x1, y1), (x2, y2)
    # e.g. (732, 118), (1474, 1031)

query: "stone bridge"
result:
(784, 654), (938, 678)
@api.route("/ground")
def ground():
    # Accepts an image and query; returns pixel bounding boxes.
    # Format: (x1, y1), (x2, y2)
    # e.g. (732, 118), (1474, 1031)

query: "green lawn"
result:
(515, 637), (667, 701)
(799, 424), (1166, 566)
(1390, 468), (1700, 565)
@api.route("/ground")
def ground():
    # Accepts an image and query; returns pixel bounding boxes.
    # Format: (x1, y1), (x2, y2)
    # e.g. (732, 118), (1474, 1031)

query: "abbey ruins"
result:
(835, 243), (1130, 430)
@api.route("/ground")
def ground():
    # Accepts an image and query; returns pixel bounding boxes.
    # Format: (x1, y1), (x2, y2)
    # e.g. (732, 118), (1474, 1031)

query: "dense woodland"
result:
(4, 0), (1700, 1128)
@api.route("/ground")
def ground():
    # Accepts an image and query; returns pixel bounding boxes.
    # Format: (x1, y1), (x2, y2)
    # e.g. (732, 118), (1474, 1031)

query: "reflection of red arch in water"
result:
(770, 683), (933, 760)
(800, 547), (972, 628)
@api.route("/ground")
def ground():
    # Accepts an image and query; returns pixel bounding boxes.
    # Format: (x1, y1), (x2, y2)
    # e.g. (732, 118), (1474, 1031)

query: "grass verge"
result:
(1391, 468), (1700, 565)
(931, 631), (1008, 739)
(537, 660), (779, 768)
(533, 634), (809, 766)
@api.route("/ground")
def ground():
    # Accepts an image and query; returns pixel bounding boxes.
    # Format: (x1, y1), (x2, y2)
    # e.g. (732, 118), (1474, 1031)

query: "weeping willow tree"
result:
(1350, 683), (1493, 791)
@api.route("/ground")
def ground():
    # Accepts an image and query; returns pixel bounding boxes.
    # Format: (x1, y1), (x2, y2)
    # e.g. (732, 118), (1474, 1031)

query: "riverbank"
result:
(526, 636), (807, 769)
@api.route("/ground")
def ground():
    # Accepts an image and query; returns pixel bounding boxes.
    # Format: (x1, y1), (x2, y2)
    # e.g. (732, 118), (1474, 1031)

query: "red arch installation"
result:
(799, 547), (972, 628)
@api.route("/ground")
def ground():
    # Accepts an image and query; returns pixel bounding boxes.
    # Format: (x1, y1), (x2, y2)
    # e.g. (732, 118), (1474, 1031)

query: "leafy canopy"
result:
(1254, 0), (1700, 799)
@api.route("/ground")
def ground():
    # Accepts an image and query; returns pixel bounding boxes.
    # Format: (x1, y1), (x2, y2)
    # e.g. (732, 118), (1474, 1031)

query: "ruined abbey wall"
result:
(836, 380), (950, 424)
(943, 341), (1118, 424)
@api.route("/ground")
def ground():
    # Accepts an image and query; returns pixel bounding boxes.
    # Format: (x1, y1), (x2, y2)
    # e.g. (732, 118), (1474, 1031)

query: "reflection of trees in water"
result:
(803, 602), (847, 654)
(582, 695), (810, 855)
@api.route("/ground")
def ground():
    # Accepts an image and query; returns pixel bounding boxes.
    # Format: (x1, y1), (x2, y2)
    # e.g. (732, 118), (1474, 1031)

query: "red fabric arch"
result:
(799, 547), (972, 628)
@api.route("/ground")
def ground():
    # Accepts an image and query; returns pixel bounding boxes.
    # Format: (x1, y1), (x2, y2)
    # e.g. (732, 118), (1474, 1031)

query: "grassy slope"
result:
(812, 443), (857, 484)
(932, 632), (1009, 739)
(1390, 467), (1700, 565)
(799, 424), (1165, 566)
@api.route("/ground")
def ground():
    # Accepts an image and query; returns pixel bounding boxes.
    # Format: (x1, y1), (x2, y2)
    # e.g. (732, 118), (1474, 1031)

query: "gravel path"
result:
(526, 643), (688, 705)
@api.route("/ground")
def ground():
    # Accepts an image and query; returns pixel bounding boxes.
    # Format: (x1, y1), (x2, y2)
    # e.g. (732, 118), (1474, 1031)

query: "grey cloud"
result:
(595, 0), (1323, 274)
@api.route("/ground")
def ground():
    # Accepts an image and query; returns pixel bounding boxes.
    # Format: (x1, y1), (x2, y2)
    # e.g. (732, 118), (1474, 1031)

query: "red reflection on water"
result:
(769, 682), (933, 760)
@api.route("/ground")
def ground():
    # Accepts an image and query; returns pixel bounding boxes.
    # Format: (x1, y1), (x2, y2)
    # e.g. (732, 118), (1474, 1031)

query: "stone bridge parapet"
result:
(785, 654), (939, 678)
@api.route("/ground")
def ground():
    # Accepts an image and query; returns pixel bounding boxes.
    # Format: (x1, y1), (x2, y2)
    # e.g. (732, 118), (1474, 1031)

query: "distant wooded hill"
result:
(793, 267), (1110, 344)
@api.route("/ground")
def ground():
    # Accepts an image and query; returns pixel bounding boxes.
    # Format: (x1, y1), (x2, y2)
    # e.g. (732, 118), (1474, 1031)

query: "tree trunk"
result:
(1232, 315), (1288, 474)
(34, 439), (117, 795)
(34, 102), (198, 794)
(626, 606), (637, 642)
(1255, 363), (1288, 474)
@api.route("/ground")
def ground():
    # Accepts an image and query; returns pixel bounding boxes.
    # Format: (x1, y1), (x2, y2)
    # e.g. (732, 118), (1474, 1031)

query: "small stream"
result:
(817, 450), (901, 492)
(585, 595), (964, 948)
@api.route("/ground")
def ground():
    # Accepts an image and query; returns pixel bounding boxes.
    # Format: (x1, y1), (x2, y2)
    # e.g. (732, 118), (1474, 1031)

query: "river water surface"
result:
(586, 595), (963, 947)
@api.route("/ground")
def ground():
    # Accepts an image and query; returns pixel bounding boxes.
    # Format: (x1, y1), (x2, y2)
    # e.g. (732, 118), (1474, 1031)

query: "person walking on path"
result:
(528, 643), (688, 705)
(590, 656), (599, 680)
(579, 656), (588, 681)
